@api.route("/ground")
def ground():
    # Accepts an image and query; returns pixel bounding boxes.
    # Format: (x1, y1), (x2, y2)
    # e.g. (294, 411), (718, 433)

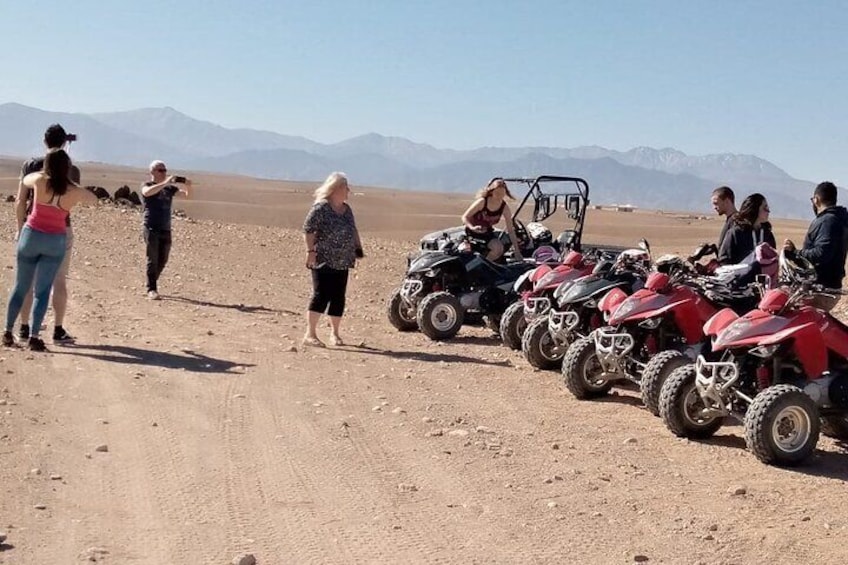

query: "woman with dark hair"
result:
(718, 192), (776, 265)
(461, 178), (523, 261)
(3, 149), (97, 351)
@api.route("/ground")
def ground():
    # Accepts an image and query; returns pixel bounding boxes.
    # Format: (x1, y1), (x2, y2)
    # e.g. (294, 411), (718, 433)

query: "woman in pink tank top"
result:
(461, 178), (524, 261)
(3, 149), (97, 351)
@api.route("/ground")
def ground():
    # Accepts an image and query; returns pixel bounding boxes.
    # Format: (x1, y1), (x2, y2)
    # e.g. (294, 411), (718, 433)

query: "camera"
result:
(65, 133), (77, 142)
(172, 175), (187, 184)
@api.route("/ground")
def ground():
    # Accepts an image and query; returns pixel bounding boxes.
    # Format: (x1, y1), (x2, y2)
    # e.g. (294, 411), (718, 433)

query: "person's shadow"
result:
(335, 343), (512, 367)
(161, 295), (294, 315)
(54, 344), (253, 374)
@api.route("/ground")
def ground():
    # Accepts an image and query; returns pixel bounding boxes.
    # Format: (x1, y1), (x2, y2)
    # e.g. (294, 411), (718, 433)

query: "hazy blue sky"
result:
(2, 1), (846, 183)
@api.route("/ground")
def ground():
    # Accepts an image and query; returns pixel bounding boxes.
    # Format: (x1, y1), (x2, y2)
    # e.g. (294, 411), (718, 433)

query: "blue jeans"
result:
(5, 226), (67, 337)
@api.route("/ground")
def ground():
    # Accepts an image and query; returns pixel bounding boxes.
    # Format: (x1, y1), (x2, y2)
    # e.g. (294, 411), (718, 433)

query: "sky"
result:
(1, 0), (847, 183)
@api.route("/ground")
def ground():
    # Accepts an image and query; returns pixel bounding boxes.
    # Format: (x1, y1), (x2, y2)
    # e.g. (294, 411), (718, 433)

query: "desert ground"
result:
(0, 159), (846, 565)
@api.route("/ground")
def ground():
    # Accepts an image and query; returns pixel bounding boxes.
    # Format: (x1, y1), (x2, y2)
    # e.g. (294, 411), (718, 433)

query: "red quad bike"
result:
(499, 250), (596, 350)
(521, 248), (651, 370)
(561, 242), (760, 415)
(659, 253), (848, 466)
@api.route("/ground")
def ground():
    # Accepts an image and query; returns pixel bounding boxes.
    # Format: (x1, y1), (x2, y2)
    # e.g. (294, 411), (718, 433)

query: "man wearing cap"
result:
(140, 160), (191, 300)
(15, 124), (79, 343)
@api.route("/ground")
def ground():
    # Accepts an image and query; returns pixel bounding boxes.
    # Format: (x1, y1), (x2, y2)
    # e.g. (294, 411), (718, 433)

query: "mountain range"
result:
(0, 102), (813, 218)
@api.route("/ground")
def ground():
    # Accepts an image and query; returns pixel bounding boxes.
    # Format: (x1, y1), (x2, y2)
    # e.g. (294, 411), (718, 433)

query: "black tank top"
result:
(471, 197), (505, 231)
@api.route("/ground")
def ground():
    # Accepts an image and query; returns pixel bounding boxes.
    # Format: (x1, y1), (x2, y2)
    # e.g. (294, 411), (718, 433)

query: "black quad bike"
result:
(522, 248), (651, 370)
(387, 176), (593, 340)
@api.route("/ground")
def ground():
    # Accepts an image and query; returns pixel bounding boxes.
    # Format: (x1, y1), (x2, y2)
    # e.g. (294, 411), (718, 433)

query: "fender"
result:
(760, 322), (828, 379)
(529, 264), (553, 283)
(703, 308), (738, 338)
(599, 287), (628, 314)
(513, 270), (535, 294)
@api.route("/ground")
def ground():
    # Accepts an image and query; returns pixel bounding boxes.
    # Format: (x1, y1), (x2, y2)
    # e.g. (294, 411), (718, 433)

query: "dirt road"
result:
(0, 202), (846, 565)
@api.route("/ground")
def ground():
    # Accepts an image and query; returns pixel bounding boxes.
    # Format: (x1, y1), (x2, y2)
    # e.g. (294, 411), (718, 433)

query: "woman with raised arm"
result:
(3, 149), (98, 351)
(461, 178), (522, 261)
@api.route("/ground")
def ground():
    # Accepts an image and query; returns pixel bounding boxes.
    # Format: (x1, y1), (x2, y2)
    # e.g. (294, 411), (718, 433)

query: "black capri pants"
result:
(308, 267), (349, 317)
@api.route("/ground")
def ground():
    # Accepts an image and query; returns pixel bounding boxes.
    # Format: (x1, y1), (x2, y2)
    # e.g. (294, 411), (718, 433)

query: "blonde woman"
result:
(461, 178), (522, 260)
(302, 172), (363, 347)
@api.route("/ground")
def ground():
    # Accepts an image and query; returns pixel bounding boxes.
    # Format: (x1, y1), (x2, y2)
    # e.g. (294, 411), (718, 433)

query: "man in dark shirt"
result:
(711, 185), (737, 251)
(784, 181), (848, 311)
(16, 124), (80, 343)
(141, 160), (191, 300)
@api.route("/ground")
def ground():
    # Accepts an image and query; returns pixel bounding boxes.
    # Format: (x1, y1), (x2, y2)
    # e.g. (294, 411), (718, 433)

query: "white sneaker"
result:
(147, 290), (160, 300)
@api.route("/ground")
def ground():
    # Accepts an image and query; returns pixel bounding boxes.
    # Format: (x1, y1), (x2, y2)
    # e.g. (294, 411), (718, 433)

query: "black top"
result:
(718, 222), (776, 265)
(303, 201), (358, 270)
(141, 182), (179, 231)
(470, 196), (506, 232)
(798, 205), (848, 288)
(717, 216), (733, 250)
(21, 157), (78, 227)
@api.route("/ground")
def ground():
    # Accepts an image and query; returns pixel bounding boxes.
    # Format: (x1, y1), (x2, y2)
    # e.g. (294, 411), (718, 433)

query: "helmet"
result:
(532, 245), (558, 264)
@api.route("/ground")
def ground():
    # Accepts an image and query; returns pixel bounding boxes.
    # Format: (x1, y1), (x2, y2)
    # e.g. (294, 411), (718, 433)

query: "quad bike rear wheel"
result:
(744, 384), (820, 466)
(659, 365), (723, 439)
(499, 301), (528, 350)
(417, 292), (464, 341)
(387, 288), (418, 332)
(820, 415), (848, 440)
(640, 350), (690, 417)
(484, 314), (501, 336)
(561, 336), (612, 399)
(522, 316), (564, 370)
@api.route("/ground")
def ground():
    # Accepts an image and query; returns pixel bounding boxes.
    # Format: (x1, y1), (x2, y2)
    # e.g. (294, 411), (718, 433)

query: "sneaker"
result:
(147, 290), (161, 300)
(53, 327), (75, 343)
(28, 337), (46, 352)
(2, 331), (13, 347)
(18, 324), (30, 340)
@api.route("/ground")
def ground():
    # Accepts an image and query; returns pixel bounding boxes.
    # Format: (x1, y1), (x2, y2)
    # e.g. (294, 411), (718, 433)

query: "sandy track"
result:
(0, 198), (846, 564)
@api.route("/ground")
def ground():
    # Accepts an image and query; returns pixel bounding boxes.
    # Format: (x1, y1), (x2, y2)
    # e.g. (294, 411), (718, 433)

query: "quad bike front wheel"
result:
(499, 301), (528, 350)
(659, 365), (723, 439)
(522, 316), (564, 370)
(417, 292), (464, 341)
(387, 288), (418, 332)
(561, 336), (612, 399)
(640, 350), (690, 417)
(744, 384), (820, 466)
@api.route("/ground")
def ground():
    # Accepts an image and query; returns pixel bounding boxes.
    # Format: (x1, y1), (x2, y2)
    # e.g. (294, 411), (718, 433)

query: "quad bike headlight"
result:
(638, 317), (662, 329)
(749, 344), (780, 358)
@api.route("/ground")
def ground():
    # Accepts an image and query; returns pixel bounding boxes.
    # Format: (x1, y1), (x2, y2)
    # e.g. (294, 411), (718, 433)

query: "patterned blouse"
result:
(303, 201), (359, 270)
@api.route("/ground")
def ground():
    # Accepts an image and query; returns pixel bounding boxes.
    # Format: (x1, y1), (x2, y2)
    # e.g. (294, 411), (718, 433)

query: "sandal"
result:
(301, 336), (326, 348)
(329, 335), (344, 346)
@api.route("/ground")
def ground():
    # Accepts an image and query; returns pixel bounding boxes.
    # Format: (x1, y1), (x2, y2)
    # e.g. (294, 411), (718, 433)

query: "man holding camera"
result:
(16, 124), (80, 343)
(141, 160), (191, 300)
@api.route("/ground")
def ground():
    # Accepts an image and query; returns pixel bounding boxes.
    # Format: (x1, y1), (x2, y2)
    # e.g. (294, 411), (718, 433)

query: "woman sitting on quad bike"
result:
(461, 178), (524, 261)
